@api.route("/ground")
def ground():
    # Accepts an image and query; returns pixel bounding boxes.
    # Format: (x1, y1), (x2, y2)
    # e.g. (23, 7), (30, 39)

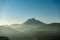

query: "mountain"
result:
(10, 18), (60, 29)
(23, 18), (45, 25)
(9, 18), (60, 34)
(10, 18), (60, 27)
(10, 18), (45, 32)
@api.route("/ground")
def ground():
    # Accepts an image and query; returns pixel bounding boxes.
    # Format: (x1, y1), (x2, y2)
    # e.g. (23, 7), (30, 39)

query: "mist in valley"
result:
(0, 18), (60, 40)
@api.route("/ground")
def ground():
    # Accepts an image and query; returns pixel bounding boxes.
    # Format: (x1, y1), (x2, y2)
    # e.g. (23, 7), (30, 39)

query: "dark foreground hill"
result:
(0, 36), (9, 40)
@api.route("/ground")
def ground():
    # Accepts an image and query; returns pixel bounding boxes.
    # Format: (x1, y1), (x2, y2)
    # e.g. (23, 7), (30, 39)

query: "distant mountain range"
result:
(0, 18), (60, 29)
(9, 18), (60, 32)
(12, 18), (60, 27)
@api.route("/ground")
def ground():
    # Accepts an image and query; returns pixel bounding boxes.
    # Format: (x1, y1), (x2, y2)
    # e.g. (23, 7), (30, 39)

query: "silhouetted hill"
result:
(23, 18), (45, 25)
(45, 23), (60, 28)
(49, 23), (60, 27)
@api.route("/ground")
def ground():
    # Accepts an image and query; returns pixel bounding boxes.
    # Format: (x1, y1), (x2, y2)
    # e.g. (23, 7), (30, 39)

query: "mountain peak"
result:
(23, 18), (44, 25)
(27, 18), (37, 22)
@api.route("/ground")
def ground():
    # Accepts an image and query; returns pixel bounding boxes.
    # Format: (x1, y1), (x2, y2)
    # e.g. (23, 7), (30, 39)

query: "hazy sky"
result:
(0, 0), (60, 25)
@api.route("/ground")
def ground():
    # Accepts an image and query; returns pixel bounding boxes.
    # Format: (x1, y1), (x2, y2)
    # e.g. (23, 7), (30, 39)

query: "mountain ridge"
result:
(0, 18), (60, 27)
(22, 18), (45, 25)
